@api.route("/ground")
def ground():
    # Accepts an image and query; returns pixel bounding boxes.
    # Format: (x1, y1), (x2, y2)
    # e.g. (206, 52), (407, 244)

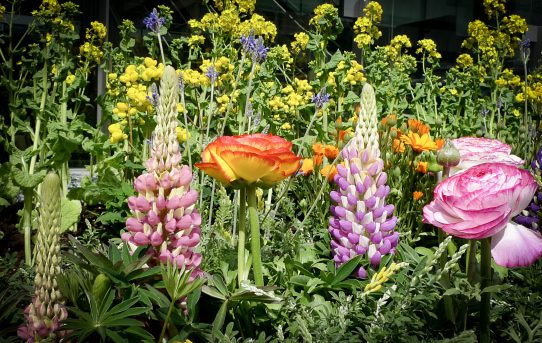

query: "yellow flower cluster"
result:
(456, 53), (473, 69)
(181, 69), (210, 88)
(79, 42), (103, 63)
(238, 14), (277, 42)
(213, 0), (255, 14)
(518, 74), (542, 105)
(353, 1), (383, 49)
(309, 4), (339, 33)
(79, 20), (107, 64)
(269, 78), (313, 115)
(218, 8), (240, 34)
(495, 68), (521, 88)
(501, 14), (528, 50)
(32, 0), (61, 21)
(416, 39), (441, 60)
(290, 32), (309, 54)
(175, 126), (191, 143)
(0, 5), (6, 16)
(364, 262), (401, 294)
(200, 57), (234, 87)
(344, 61), (366, 86)
(216, 91), (240, 113)
(386, 35), (412, 61)
(108, 123), (127, 144)
(188, 35), (205, 47)
(267, 45), (293, 66)
(483, 0), (506, 19)
(112, 102), (137, 118)
(65, 74), (75, 85)
(462, 20), (498, 64)
(87, 21), (107, 41)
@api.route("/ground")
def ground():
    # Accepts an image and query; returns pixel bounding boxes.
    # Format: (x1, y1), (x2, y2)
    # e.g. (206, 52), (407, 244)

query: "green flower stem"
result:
(23, 188), (33, 266)
(158, 299), (175, 343)
(247, 184), (263, 286)
(237, 187), (247, 287)
(479, 237), (492, 343)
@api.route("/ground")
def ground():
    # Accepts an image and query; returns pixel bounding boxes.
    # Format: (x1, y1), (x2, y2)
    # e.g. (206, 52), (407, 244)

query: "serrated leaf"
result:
(12, 167), (46, 189)
(60, 199), (81, 233)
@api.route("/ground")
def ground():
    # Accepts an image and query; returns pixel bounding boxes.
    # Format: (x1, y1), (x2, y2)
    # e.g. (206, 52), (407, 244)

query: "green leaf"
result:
(343, 91), (361, 105)
(61, 199), (81, 233)
(332, 255), (362, 285)
(211, 301), (228, 340)
(481, 284), (512, 294)
(202, 285), (227, 301)
(12, 167), (46, 189)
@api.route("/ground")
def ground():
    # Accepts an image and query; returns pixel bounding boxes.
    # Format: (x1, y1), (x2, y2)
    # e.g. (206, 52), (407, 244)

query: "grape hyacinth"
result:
(328, 83), (399, 278)
(122, 65), (202, 279)
(514, 147), (542, 230)
(18, 173), (67, 342)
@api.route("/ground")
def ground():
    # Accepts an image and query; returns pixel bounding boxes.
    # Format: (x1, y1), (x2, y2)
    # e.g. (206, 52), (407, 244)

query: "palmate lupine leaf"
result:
(62, 290), (152, 342)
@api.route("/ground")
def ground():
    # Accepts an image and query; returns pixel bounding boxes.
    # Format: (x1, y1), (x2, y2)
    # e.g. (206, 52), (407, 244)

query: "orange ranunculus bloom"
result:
(416, 161), (428, 174)
(400, 131), (438, 153)
(300, 158), (314, 176)
(407, 119), (430, 135)
(413, 191), (423, 201)
(195, 133), (301, 186)
(324, 145), (339, 160)
(320, 164), (338, 182)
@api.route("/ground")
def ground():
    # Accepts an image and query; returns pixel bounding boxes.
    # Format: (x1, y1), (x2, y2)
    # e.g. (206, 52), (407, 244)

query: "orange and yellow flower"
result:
(300, 158), (314, 176)
(416, 161), (428, 174)
(320, 164), (337, 182)
(407, 119), (430, 135)
(413, 191), (423, 201)
(324, 145), (339, 160)
(400, 131), (438, 153)
(195, 133), (301, 187)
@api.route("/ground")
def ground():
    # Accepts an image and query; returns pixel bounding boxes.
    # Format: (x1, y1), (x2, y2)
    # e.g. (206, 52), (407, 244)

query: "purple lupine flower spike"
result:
(328, 83), (398, 278)
(514, 147), (542, 230)
(143, 8), (166, 33)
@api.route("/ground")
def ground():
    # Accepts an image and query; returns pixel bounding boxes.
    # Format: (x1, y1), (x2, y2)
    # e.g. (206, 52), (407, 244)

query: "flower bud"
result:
(436, 140), (460, 168)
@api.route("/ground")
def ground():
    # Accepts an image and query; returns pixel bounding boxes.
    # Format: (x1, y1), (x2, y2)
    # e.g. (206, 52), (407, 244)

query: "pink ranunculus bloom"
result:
(450, 137), (524, 175)
(423, 163), (542, 268)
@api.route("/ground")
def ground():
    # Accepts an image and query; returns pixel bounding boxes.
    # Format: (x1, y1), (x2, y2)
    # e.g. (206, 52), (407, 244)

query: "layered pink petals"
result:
(424, 162), (542, 267)
(490, 222), (542, 268)
(424, 163), (536, 240)
(195, 133), (301, 187)
(451, 137), (524, 175)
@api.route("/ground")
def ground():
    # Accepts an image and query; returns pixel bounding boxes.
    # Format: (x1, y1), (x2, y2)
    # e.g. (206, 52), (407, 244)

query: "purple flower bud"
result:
(134, 232), (150, 245)
(150, 231), (164, 246)
(330, 191), (341, 203)
(337, 164), (348, 177)
(381, 217), (397, 232)
(370, 251), (382, 267)
(179, 190), (198, 208)
(350, 163), (360, 175)
(126, 218), (144, 232)
(357, 267), (368, 279)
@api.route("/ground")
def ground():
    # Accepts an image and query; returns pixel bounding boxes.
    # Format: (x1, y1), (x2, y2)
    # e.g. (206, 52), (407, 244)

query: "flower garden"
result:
(1, 0), (542, 342)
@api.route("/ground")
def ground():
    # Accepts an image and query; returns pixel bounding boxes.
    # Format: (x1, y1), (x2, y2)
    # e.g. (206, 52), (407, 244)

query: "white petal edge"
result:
(491, 221), (542, 268)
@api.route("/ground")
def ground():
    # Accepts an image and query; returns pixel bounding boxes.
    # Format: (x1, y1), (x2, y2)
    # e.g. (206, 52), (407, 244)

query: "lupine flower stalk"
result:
(514, 147), (542, 230)
(122, 65), (202, 280)
(18, 173), (67, 342)
(328, 83), (398, 278)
